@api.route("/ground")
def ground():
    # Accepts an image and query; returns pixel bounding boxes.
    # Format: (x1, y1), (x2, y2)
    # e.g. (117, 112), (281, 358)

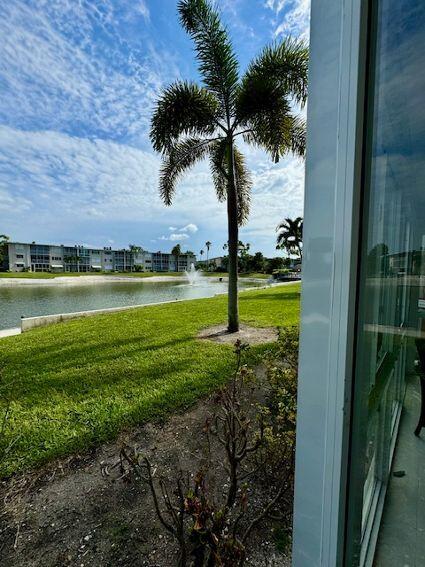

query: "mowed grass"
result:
(0, 284), (300, 477)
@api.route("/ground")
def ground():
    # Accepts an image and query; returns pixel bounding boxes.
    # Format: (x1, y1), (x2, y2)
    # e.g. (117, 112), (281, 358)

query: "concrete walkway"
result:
(374, 377), (425, 566)
(0, 327), (21, 338)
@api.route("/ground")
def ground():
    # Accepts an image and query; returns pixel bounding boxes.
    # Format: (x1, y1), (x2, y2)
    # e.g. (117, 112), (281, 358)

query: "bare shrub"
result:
(122, 331), (299, 566)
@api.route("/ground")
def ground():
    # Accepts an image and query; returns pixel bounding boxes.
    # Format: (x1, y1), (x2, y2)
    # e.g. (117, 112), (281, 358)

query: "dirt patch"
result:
(0, 389), (291, 567)
(197, 323), (278, 345)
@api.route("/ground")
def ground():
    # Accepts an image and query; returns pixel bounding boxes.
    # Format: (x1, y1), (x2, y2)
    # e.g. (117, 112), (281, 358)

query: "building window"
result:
(345, 1), (425, 564)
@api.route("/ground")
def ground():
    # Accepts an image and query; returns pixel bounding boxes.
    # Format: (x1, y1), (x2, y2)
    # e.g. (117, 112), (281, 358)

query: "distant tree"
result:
(0, 234), (10, 269)
(75, 255), (82, 273)
(129, 244), (143, 272)
(200, 249), (204, 263)
(205, 241), (212, 270)
(150, 0), (308, 331)
(237, 241), (251, 272)
(276, 217), (303, 259)
(63, 255), (73, 272)
(172, 243), (182, 271)
(249, 252), (266, 273)
(63, 254), (82, 273)
(265, 256), (289, 274)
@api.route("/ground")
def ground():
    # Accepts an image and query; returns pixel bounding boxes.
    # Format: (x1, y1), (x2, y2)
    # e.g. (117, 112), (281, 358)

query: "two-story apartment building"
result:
(3, 242), (196, 273)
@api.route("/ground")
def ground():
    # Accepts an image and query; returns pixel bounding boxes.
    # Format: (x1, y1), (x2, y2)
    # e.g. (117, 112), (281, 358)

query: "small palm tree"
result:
(205, 241), (211, 271)
(129, 244), (143, 271)
(63, 255), (73, 272)
(171, 243), (182, 271)
(0, 234), (10, 269)
(150, 0), (308, 330)
(276, 217), (303, 259)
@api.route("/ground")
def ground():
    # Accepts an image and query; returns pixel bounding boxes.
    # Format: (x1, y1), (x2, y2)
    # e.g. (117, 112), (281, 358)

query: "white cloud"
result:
(137, 1), (150, 22)
(169, 233), (190, 241)
(0, 185), (32, 213)
(0, 1), (175, 142)
(0, 124), (305, 255)
(159, 233), (190, 241)
(0, 126), (231, 234)
(265, 0), (310, 41)
(239, 143), (305, 248)
(0, 125), (160, 218)
(181, 223), (198, 233)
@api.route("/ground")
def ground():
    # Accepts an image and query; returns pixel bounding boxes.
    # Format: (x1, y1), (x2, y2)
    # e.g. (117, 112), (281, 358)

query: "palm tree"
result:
(63, 255), (73, 272)
(205, 240), (211, 271)
(129, 244), (143, 271)
(276, 217), (303, 259)
(150, 0), (308, 330)
(171, 243), (182, 271)
(0, 234), (10, 270)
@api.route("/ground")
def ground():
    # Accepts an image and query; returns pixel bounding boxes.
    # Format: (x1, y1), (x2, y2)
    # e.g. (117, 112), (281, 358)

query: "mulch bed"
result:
(0, 385), (291, 567)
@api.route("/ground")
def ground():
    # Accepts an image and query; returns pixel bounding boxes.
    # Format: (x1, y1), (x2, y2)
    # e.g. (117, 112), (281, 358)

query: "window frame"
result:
(292, 0), (370, 565)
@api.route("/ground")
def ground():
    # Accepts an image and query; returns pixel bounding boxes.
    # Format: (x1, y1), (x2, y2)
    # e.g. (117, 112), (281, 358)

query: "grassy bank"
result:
(0, 284), (300, 477)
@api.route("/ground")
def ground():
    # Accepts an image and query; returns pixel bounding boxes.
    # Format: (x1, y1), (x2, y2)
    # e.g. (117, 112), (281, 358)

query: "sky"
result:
(0, 0), (310, 259)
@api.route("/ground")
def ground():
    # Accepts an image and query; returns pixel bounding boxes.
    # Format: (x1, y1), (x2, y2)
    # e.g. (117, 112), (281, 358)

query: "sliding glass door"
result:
(345, 0), (425, 564)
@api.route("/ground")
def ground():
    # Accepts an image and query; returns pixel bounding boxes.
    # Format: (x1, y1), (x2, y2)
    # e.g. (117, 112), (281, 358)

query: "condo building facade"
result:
(3, 242), (196, 273)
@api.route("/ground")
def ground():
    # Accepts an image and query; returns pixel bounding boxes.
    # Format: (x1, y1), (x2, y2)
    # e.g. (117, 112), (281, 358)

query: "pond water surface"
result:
(0, 279), (260, 330)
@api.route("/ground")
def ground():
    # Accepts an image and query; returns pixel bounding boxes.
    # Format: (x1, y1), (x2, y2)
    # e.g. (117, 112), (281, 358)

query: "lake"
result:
(0, 279), (260, 330)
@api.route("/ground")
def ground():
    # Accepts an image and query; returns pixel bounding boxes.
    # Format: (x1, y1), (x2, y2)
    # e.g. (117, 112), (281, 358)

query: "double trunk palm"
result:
(150, 0), (308, 332)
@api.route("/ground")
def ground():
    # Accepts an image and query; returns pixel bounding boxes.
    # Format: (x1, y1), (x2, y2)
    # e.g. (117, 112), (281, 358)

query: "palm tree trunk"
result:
(227, 139), (239, 333)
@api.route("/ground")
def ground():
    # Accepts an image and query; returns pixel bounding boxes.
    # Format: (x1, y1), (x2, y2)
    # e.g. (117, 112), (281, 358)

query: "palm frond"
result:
(209, 139), (228, 201)
(242, 38), (309, 107)
(159, 137), (218, 205)
(242, 109), (306, 162)
(150, 81), (219, 153)
(178, 0), (239, 114)
(276, 217), (303, 252)
(234, 147), (251, 225)
(209, 142), (251, 224)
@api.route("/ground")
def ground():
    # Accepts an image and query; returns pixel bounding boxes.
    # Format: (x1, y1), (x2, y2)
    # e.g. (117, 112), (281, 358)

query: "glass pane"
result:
(346, 0), (425, 565)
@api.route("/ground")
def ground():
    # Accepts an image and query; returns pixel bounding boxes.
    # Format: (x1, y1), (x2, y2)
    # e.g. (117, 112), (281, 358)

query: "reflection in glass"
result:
(346, 0), (425, 565)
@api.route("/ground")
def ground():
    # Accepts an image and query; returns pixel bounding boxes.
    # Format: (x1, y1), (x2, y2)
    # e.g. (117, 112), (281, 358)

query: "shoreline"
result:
(0, 274), (195, 286)
(0, 281), (293, 337)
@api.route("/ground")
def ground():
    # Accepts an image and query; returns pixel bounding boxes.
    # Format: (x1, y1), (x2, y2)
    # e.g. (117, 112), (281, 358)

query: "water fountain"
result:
(184, 263), (202, 285)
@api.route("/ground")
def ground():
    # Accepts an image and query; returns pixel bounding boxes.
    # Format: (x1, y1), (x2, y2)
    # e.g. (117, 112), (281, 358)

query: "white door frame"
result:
(292, 0), (370, 565)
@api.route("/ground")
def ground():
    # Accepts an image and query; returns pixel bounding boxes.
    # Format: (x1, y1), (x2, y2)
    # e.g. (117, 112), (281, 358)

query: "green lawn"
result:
(0, 284), (300, 477)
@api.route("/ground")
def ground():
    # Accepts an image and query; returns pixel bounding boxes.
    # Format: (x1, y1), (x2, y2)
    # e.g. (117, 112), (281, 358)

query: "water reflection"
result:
(345, 0), (425, 564)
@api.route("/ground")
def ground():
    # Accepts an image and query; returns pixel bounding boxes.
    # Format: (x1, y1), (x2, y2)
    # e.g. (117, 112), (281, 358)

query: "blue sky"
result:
(0, 0), (310, 258)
